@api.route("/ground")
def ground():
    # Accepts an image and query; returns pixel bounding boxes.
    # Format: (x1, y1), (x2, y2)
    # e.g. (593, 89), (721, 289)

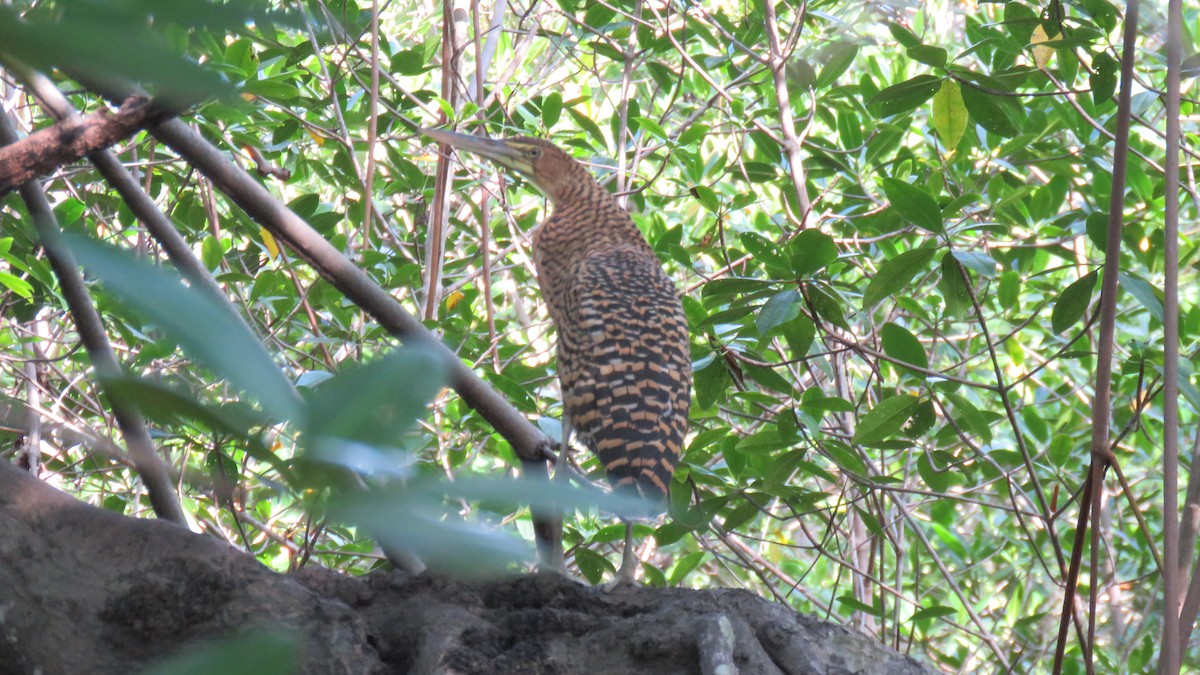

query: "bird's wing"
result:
(559, 245), (691, 498)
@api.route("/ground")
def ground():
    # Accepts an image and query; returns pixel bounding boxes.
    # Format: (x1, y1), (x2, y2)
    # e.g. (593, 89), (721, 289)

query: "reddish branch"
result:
(0, 95), (172, 196)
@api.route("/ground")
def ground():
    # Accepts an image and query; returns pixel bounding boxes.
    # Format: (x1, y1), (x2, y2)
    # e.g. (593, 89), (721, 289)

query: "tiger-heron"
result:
(422, 128), (691, 584)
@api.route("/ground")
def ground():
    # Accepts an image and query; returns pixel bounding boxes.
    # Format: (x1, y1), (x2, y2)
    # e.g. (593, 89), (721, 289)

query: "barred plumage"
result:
(422, 128), (691, 583)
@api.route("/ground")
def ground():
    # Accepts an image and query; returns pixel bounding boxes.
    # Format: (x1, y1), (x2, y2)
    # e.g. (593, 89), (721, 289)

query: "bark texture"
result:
(0, 96), (172, 196)
(0, 462), (935, 675)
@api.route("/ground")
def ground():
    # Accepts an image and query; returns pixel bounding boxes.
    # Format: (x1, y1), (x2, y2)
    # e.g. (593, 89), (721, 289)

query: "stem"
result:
(1160, 0), (1183, 669)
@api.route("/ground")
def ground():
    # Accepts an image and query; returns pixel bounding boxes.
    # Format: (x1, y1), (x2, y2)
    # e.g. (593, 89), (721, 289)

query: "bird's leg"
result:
(555, 416), (572, 483)
(531, 450), (564, 572)
(605, 519), (639, 588)
(535, 417), (570, 575)
(535, 419), (589, 585)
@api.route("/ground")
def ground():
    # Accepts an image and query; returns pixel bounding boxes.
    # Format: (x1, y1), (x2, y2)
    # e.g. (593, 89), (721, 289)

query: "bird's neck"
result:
(530, 187), (651, 299)
(544, 189), (648, 255)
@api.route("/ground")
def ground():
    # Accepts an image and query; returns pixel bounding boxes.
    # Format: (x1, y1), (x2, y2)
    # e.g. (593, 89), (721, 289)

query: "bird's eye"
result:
(528, 147), (542, 159)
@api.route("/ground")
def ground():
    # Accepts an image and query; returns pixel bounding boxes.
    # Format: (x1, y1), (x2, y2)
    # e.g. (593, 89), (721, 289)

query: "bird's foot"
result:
(600, 542), (640, 591)
(536, 561), (589, 586)
(599, 571), (638, 592)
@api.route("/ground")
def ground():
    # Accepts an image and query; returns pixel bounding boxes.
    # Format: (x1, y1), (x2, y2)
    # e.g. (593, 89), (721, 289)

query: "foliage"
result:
(0, 0), (1197, 671)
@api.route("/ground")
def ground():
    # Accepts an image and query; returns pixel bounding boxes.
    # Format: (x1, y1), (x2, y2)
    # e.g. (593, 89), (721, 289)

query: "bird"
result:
(421, 127), (692, 584)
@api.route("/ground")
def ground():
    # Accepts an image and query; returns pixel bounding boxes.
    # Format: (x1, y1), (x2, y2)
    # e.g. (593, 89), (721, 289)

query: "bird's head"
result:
(421, 128), (588, 205)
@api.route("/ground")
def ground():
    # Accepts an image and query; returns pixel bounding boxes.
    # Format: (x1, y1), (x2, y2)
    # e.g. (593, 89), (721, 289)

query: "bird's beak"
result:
(419, 127), (533, 175)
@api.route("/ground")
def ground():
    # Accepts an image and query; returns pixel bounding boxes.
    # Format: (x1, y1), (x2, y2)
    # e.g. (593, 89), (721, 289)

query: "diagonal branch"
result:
(0, 95), (175, 195)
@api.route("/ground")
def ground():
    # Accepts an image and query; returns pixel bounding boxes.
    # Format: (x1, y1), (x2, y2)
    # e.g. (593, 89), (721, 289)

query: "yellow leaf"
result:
(1031, 25), (1058, 69)
(444, 290), (465, 310)
(305, 128), (326, 147)
(931, 80), (967, 151)
(260, 227), (280, 260)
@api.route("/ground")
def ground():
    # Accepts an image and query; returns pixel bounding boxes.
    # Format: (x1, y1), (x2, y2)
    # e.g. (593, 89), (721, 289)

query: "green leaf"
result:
(930, 522), (967, 559)
(624, 99), (643, 136)
(201, 235), (224, 271)
(911, 605), (959, 623)
(788, 230), (839, 276)
(781, 314), (816, 358)
(0, 6), (235, 106)
(880, 178), (943, 233)
(583, 2), (616, 29)
(824, 440), (869, 476)
(0, 271), (33, 298)
(691, 185), (719, 212)
(62, 233), (303, 422)
(742, 362), (795, 395)
(742, 162), (777, 183)
(941, 390), (992, 444)
(881, 323), (928, 371)
(542, 91), (562, 128)
(1182, 52), (1200, 79)
(905, 400), (936, 438)
(998, 270), (1021, 311)
(721, 499), (761, 531)
(756, 289), (803, 336)
(694, 359), (730, 411)
(816, 42), (859, 89)
(1021, 406), (1049, 443)
(391, 47), (428, 75)
(677, 123), (709, 147)
(887, 22), (922, 48)
(702, 277), (775, 298)
(853, 395), (920, 446)
(908, 45), (947, 68)
(801, 390), (855, 413)
(960, 84), (1021, 137)
(806, 282), (849, 329)
(836, 111), (863, 148)
(101, 375), (266, 441)
(740, 232), (790, 275)
(863, 248), (935, 309)
(304, 347), (448, 448)
(917, 451), (952, 492)
(950, 250), (998, 278)
(868, 74), (943, 118)
(331, 482), (534, 576)
(1090, 52), (1117, 104)
(1119, 272), (1164, 322)
(668, 551), (707, 585)
(938, 253), (971, 317)
(1051, 270), (1098, 333)
(786, 58), (818, 91)
(566, 108), (606, 149)
(836, 594), (884, 616)
(931, 79), (967, 149)
(634, 116), (667, 140)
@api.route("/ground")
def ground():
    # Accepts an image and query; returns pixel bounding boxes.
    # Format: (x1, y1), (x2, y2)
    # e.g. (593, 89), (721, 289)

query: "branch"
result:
(1162, 0), (1185, 667)
(762, 0), (811, 229)
(1053, 0), (1140, 670)
(0, 95), (174, 195)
